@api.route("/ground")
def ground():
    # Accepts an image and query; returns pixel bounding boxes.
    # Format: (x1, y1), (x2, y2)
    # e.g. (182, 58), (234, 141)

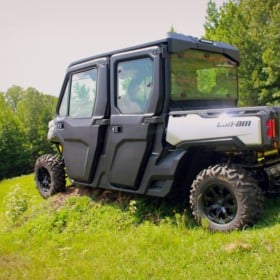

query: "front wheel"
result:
(34, 154), (66, 199)
(189, 164), (263, 232)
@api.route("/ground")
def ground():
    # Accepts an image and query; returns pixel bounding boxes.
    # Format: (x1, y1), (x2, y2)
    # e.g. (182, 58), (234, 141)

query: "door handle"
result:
(143, 116), (164, 124)
(92, 119), (110, 125)
(56, 122), (64, 129)
(112, 125), (123, 133)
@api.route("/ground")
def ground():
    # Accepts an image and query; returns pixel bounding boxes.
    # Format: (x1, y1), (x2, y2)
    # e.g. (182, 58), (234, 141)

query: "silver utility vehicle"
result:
(35, 33), (280, 231)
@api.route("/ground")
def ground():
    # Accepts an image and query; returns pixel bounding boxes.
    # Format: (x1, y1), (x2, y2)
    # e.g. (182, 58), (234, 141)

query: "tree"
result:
(257, 1), (280, 104)
(204, 0), (220, 34)
(169, 25), (176, 32)
(0, 86), (57, 178)
(16, 87), (57, 162)
(5, 85), (24, 112)
(0, 94), (30, 179)
(204, 0), (280, 106)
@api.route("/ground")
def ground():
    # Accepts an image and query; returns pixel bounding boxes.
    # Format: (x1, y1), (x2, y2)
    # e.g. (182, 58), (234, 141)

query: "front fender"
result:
(47, 119), (64, 144)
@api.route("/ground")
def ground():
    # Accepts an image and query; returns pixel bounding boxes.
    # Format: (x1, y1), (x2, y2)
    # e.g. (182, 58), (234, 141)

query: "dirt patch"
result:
(224, 242), (252, 252)
(50, 185), (134, 210)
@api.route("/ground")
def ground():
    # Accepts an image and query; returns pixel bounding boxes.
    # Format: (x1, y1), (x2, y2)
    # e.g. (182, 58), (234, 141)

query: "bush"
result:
(4, 185), (29, 223)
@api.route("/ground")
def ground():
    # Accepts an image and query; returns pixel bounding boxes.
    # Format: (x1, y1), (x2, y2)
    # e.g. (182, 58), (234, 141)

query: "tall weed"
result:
(3, 184), (29, 224)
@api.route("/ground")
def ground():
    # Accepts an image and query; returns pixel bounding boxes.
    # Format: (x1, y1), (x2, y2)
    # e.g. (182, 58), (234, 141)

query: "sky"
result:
(0, 0), (225, 96)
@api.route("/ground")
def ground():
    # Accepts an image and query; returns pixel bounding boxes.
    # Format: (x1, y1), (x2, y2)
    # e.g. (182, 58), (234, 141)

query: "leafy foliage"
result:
(204, 0), (280, 106)
(0, 94), (30, 178)
(4, 184), (29, 223)
(16, 87), (57, 160)
(0, 86), (57, 179)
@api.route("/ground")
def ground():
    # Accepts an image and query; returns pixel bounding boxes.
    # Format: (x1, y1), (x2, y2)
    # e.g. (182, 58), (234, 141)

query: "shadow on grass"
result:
(53, 185), (280, 231)
(53, 185), (196, 229)
(254, 195), (280, 229)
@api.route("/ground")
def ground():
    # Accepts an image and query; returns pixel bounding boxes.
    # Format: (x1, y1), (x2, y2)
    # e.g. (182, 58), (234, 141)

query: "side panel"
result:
(106, 46), (163, 189)
(54, 58), (109, 182)
(107, 116), (154, 188)
(166, 113), (262, 146)
(59, 119), (106, 182)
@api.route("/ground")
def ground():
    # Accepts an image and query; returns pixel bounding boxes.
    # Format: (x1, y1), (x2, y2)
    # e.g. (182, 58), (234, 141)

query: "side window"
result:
(117, 58), (153, 114)
(58, 82), (70, 116)
(69, 68), (97, 118)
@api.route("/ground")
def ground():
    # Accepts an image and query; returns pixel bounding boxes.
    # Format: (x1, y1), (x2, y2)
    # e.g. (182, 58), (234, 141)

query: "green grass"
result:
(0, 174), (279, 279)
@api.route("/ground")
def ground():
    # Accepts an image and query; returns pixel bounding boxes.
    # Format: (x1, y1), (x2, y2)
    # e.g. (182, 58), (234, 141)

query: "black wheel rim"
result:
(202, 183), (237, 224)
(37, 167), (51, 194)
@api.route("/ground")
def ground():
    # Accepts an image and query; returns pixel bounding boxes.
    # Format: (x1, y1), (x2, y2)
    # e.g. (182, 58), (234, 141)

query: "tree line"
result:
(205, 0), (280, 106)
(0, 86), (57, 179)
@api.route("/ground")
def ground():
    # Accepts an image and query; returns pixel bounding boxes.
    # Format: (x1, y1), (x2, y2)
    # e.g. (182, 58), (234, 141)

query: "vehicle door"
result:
(55, 58), (109, 182)
(106, 46), (163, 189)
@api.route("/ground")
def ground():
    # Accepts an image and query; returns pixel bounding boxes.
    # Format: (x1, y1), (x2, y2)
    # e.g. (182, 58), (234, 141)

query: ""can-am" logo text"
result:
(217, 120), (252, 127)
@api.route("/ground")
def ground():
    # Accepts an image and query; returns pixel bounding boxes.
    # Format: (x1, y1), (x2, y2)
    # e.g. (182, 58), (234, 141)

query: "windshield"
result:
(170, 49), (238, 110)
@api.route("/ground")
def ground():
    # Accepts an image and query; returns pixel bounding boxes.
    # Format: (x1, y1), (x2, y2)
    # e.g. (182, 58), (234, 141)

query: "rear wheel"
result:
(190, 164), (263, 232)
(34, 154), (66, 199)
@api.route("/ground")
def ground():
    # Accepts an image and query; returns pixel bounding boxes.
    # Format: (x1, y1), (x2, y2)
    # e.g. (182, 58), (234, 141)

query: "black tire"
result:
(34, 154), (66, 199)
(189, 164), (263, 232)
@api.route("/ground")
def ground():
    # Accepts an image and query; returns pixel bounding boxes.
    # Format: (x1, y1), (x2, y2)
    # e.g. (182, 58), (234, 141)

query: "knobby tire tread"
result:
(190, 164), (263, 231)
(34, 154), (66, 198)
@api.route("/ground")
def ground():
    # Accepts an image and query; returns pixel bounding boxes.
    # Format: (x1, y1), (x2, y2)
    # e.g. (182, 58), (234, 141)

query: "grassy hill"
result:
(0, 174), (279, 279)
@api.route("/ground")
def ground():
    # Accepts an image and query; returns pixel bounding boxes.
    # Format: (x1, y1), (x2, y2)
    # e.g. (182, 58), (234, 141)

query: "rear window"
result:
(170, 50), (238, 109)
